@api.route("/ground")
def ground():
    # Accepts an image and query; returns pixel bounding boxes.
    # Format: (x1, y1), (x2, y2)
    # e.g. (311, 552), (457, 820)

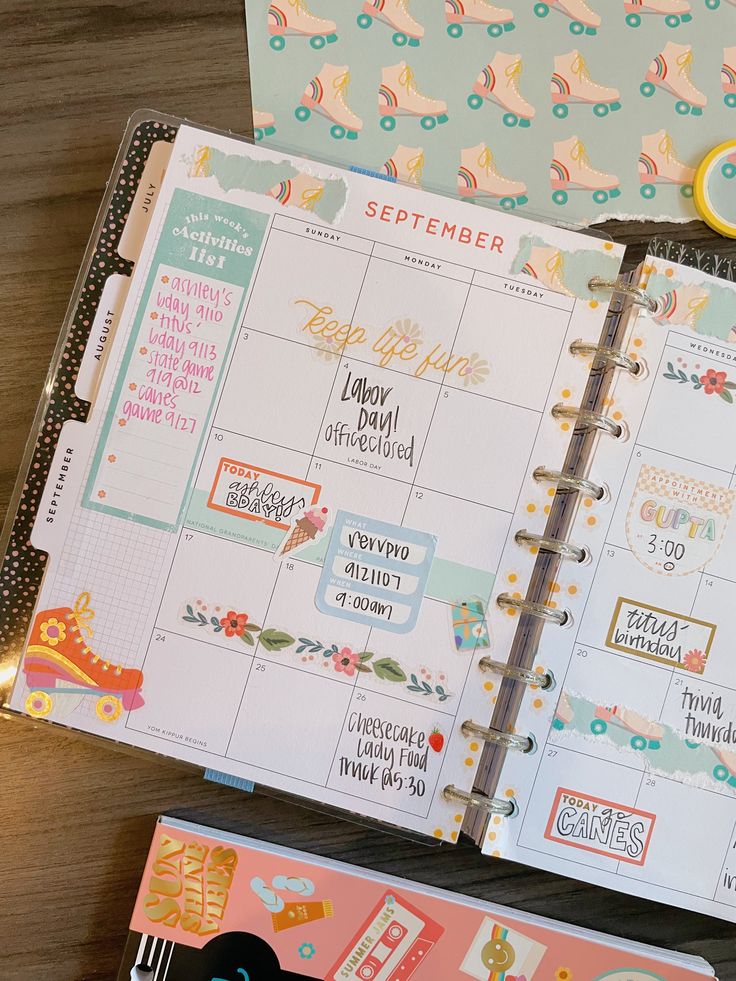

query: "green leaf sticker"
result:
(373, 657), (407, 683)
(260, 629), (295, 652)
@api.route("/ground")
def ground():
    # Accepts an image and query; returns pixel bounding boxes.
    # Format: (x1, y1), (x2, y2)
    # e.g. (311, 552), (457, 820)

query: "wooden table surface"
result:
(1, 2), (736, 978)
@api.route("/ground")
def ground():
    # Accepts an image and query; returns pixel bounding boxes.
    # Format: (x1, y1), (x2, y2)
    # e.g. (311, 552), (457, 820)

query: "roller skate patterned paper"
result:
(1, 114), (626, 844)
(114, 816), (714, 980)
(5, 113), (736, 923)
(482, 248), (736, 922)
(245, 0), (736, 223)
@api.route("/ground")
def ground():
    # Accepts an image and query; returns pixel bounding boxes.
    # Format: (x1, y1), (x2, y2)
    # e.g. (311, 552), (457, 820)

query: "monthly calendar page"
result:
(10, 125), (621, 840)
(491, 256), (736, 920)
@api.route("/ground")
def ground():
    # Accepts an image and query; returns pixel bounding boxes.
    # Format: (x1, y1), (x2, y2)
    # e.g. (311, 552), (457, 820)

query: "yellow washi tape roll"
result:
(693, 140), (736, 239)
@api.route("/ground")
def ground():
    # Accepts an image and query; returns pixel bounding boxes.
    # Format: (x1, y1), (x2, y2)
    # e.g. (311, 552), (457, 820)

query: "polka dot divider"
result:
(0, 118), (179, 690)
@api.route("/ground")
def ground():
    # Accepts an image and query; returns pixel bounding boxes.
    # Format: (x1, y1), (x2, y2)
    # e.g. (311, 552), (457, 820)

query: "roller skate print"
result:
(706, 0), (736, 10)
(713, 748), (736, 788)
(723, 47), (736, 108)
(468, 53), (535, 128)
(381, 145), (425, 184)
(516, 242), (574, 295)
(641, 42), (707, 116)
(457, 143), (528, 210)
(590, 704), (664, 750)
(551, 51), (621, 119)
(534, 0), (601, 36)
(269, 172), (326, 211)
(357, 0), (424, 47)
(550, 136), (621, 207)
(444, 0), (516, 38)
(268, 0), (337, 50)
(624, 0), (693, 27)
(296, 64), (363, 140)
(723, 152), (736, 179)
(552, 690), (575, 730)
(253, 109), (276, 142)
(639, 130), (695, 200)
(651, 281), (709, 328)
(379, 62), (449, 131)
(22, 592), (144, 723)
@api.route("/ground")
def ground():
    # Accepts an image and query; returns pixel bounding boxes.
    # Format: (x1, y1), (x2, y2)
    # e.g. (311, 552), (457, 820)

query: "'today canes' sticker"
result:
(626, 464), (735, 576)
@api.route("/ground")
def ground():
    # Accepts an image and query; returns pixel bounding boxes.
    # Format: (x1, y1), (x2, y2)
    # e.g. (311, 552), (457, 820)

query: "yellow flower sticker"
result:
(39, 617), (66, 647)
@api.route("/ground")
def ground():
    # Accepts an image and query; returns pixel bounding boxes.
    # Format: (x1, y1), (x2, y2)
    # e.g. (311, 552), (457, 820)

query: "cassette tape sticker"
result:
(328, 890), (443, 981)
(460, 917), (547, 981)
(544, 788), (656, 866)
(626, 464), (735, 577)
(207, 458), (320, 530)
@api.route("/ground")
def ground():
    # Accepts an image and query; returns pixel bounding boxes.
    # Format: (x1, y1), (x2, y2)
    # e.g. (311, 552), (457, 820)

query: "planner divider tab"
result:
(460, 273), (657, 845)
(0, 112), (180, 709)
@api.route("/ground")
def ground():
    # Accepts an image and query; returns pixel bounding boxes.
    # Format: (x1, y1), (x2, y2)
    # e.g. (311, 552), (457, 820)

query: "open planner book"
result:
(116, 816), (715, 980)
(2, 113), (736, 920)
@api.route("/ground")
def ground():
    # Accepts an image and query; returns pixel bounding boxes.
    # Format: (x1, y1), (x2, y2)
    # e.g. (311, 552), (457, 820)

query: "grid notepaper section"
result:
(48, 509), (169, 667)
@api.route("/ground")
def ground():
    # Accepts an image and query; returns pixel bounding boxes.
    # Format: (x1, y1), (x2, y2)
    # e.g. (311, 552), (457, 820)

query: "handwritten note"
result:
(207, 458), (320, 530)
(606, 597), (716, 674)
(328, 694), (445, 816)
(84, 189), (267, 530)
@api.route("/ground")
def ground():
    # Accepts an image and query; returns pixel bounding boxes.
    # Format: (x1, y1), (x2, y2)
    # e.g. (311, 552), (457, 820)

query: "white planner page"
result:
(490, 254), (736, 920)
(11, 124), (622, 840)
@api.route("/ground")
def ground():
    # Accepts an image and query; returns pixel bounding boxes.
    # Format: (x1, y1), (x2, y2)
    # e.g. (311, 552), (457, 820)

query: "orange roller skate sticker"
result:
(22, 592), (144, 723)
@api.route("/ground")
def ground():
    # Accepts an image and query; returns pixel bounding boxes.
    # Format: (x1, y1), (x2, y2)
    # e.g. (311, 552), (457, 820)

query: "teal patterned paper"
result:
(245, 0), (736, 224)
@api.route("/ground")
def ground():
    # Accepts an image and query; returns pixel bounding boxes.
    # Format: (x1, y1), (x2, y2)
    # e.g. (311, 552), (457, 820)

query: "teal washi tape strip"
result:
(204, 769), (255, 793)
(350, 165), (396, 182)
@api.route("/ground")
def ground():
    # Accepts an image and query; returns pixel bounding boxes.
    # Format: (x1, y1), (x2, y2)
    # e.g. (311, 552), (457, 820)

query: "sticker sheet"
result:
(7, 122), (621, 841)
(488, 253), (736, 921)
(244, 0), (736, 225)
(115, 816), (713, 980)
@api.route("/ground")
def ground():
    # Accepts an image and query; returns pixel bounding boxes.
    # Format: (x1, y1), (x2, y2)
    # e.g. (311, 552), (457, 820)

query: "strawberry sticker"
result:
(428, 727), (444, 753)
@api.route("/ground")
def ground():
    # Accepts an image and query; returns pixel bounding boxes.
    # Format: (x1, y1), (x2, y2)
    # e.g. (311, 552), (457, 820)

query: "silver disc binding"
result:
(496, 592), (570, 626)
(479, 657), (555, 690)
(533, 466), (605, 500)
(515, 529), (586, 562)
(443, 785), (517, 816)
(551, 403), (623, 439)
(569, 340), (641, 376)
(462, 720), (535, 754)
(588, 276), (657, 313)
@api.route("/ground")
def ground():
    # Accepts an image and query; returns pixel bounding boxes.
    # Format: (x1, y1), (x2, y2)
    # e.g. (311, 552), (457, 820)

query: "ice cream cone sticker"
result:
(278, 506), (330, 558)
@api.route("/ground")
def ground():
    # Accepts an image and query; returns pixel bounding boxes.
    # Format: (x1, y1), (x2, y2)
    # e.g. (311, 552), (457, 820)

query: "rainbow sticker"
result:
(693, 140), (736, 239)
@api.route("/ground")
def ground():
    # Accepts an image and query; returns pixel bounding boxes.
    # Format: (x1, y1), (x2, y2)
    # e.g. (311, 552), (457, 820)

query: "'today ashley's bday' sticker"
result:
(207, 458), (321, 531)
(626, 464), (735, 576)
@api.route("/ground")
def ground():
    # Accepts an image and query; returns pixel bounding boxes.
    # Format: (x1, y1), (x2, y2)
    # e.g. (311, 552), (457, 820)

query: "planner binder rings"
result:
(0, 110), (643, 846)
(455, 277), (657, 842)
